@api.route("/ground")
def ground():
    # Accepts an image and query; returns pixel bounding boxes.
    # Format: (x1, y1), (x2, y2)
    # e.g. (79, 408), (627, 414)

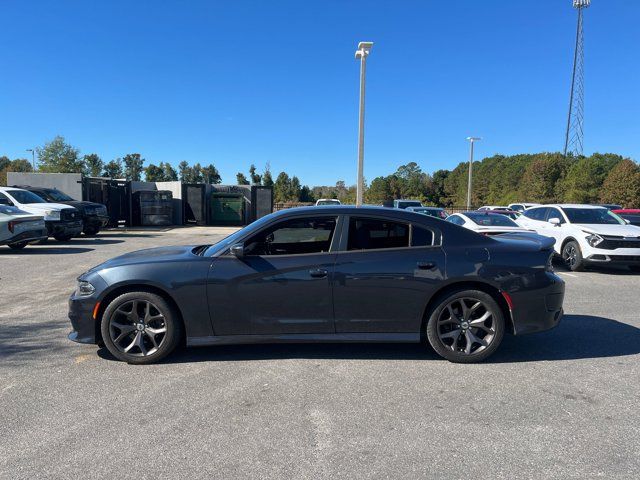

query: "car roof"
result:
(531, 204), (606, 209)
(0, 186), (24, 192)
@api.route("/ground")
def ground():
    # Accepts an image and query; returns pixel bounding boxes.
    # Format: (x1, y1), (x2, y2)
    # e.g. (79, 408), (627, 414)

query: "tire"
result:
(8, 241), (28, 250)
(83, 226), (100, 236)
(426, 289), (505, 363)
(54, 234), (74, 242)
(562, 240), (584, 272)
(100, 291), (182, 364)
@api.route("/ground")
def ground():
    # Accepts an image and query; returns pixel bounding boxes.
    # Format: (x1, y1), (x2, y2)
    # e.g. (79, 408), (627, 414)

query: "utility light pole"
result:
(466, 137), (481, 210)
(26, 148), (35, 170)
(355, 41), (373, 207)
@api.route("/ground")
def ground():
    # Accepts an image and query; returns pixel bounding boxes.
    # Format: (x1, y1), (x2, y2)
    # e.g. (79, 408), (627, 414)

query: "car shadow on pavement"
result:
(56, 238), (124, 245)
(0, 247), (94, 255)
(95, 314), (640, 364)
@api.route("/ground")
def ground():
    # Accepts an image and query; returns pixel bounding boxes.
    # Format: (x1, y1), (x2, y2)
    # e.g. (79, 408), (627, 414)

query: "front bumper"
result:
(1, 228), (48, 246)
(83, 214), (110, 229)
(582, 243), (640, 265)
(46, 220), (83, 237)
(509, 272), (565, 335)
(68, 294), (99, 344)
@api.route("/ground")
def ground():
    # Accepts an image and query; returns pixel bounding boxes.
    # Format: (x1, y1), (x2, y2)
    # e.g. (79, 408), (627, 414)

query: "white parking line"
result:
(0, 256), (20, 260)
(557, 272), (578, 278)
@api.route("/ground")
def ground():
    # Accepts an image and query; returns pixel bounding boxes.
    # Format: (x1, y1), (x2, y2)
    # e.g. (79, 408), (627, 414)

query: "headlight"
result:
(75, 280), (95, 297)
(44, 210), (61, 220)
(585, 233), (603, 247)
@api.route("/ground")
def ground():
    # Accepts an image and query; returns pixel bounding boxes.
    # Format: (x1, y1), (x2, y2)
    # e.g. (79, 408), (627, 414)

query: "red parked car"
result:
(612, 209), (640, 227)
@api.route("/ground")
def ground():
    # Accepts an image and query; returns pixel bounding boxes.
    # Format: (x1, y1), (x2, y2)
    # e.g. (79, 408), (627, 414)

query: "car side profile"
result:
(447, 211), (530, 235)
(0, 186), (83, 241)
(516, 204), (640, 271)
(68, 206), (565, 365)
(0, 205), (47, 249)
(14, 186), (109, 236)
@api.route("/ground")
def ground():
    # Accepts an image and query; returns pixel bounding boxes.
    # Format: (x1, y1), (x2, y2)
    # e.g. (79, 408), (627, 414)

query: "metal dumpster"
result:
(132, 190), (173, 226)
(209, 193), (244, 226)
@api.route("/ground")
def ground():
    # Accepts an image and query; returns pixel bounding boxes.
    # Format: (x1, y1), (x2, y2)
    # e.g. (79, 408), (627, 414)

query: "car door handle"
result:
(417, 261), (436, 270)
(309, 269), (328, 278)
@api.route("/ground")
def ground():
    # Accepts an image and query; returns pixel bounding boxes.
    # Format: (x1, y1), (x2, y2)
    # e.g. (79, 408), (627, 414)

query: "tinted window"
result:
(245, 216), (337, 256)
(0, 192), (12, 205)
(524, 207), (548, 221)
(546, 208), (565, 223)
(447, 215), (464, 225)
(43, 189), (74, 202)
(563, 208), (624, 225)
(6, 190), (46, 204)
(411, 226), (434, 247)
(348, 218), (409, 250)
(465, 213), (518, 227)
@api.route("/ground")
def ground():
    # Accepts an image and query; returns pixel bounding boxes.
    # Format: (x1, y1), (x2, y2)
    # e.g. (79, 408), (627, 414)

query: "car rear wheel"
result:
(426, 290), (505, 363)
(101, 292), (182, 364)
(562, 240), (584, 271)
(8, 241), (28, 250)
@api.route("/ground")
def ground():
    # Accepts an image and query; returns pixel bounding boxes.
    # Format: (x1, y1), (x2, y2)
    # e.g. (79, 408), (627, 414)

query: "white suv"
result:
(0, 187), (83, 241)
(516, 204), (640, 271)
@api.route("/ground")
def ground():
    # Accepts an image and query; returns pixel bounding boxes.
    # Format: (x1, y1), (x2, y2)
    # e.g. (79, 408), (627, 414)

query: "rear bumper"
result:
(46, 220), (83, 237)
(509, 272), (565, 335)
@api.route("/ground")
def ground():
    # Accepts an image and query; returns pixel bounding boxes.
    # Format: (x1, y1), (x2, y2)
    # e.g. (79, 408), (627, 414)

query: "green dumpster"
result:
(209, 193), (245, 225)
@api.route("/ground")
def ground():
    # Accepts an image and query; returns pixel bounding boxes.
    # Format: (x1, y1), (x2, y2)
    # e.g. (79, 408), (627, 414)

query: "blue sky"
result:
(1, 0), (638, 186)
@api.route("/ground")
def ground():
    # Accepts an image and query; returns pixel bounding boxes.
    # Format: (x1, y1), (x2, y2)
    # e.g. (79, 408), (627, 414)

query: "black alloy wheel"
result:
(562, 240), (584, 272)
(426, 290), (505, 363)
(101, 291), (182, 364)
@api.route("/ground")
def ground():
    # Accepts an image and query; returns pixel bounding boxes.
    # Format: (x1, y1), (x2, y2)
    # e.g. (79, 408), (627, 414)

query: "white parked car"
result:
(315, 199), (341, 206)
(0, 205), (47, 249)
(447, 211), (532, 236)
(0, 187), (83, 241)
(508, 203), (540, 213)
(478, 205), (510, 211)
(516, 204), (640, 271)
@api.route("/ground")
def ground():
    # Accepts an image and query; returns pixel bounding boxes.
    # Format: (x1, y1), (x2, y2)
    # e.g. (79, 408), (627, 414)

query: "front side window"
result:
(524, 207), (548, 221)
(348, 218), (409, 250)
(245, 216), (337, 256)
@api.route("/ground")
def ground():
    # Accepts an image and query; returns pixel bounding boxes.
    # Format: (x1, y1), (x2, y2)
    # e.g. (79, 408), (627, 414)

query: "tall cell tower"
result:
(564, 0), (590, 156)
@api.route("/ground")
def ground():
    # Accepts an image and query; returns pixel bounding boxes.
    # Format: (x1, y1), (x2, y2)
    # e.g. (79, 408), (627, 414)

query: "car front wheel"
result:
(101, 291), (182, 364)
(562, 240), (584, 271)
(426, 290), (505, 363)
(8, 241), (28, 250)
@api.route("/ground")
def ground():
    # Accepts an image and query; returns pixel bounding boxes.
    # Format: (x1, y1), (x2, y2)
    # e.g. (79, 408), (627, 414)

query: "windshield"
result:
(7, 190), (47, 204)
(563, 208), (625, 225)
(43, 189), (74, 202)
(466, 213), (518, 227)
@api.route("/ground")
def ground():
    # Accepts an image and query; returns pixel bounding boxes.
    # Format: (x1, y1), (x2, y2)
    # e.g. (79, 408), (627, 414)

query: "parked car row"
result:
(0, 186), (108, 249)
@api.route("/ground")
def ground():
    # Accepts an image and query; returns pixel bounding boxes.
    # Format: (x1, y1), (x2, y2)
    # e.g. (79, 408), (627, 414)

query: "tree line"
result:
(2, 136), (638, 208)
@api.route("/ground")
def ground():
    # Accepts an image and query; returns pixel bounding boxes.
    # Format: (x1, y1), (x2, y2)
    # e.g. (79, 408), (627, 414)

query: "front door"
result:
(332, 216), (445, 333)
(207, 215), (339, 335)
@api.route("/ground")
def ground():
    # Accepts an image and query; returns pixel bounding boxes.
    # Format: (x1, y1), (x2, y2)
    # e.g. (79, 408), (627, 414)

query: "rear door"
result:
(332, 215), (445, 333)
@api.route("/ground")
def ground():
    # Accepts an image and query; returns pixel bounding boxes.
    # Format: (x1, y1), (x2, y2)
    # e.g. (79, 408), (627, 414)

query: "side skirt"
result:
(187, 332), (421, 347)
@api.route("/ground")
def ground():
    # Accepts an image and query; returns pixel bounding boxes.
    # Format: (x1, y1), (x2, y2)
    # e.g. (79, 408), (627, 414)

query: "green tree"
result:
(366, 176), (393, 204)
(559, 153), (622, 203)
(249, 164), (261, 185)
(517, 153), (570, 204)
(83, 153), (103, 177)
(299, 185), (314, 202)
(262, 163), (274, 187)
(236, 172), (250, 185)
(122, 153), (145, 181)
(178, 161), (190, 181)
(0, 157), (33, 186)
(201, 164), (221, 184)
(103, 159), (123, 178)
(37, 136), (85, 173)
(274, 172), (292, 203)
(161, 162), (178, 181)
(600, 159), (640, 208)
(144, 163), (165, 182)
(290, 176), (301, 200)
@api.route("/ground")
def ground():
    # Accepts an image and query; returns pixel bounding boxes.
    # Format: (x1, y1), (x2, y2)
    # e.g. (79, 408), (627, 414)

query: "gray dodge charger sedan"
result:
(68, 206), (565, 364)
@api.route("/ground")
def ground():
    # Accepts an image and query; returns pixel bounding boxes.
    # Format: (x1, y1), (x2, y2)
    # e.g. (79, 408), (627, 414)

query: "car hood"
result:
(89, 245), (201, 272)
(21, 203), (76, 212)
(574, 224), (640, 236)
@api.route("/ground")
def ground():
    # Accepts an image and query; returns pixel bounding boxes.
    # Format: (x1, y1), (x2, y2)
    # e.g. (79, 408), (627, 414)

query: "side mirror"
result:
(230, 243), (245, 258)
(548, 217), (561, 226)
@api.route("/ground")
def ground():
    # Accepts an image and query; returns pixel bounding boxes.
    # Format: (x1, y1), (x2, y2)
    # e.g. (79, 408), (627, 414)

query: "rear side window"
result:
(411, 226), (434, 247)
(348, 218), (409, 250)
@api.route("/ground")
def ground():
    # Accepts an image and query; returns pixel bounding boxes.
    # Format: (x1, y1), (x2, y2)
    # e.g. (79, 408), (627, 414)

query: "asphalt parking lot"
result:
(1, 229), (639, 479)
